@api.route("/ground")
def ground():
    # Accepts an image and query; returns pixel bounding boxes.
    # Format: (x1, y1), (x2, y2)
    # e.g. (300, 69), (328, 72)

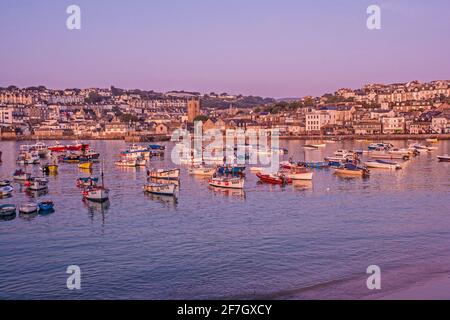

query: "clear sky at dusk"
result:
(0, 0), (449, 97)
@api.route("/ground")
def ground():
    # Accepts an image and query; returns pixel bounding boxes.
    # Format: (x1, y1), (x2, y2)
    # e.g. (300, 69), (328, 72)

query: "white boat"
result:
(437, 155), (450, 162)
(368, 150), (410, 160)
(364, 160), (402, 170)
(26, 177), (49, 191)
(0, 204), (16, 217)
(208, 177), (245, 189)
(143, 182), (177, 196)
(135, 158), (147, 167)
(188, 166), (216, 176)
(147, 168), (180, 180)
(311, 144), (326, 148)
(280, 168), (313, 180)
(19, 203), (39, 214)
(115, 159), (137, 167)
(13, 170), (31, 181)
(83, 165), (109, 202)
(17, 151), (40, 165)
(250, 167), (265, 172)
(0, 185), (14, 197)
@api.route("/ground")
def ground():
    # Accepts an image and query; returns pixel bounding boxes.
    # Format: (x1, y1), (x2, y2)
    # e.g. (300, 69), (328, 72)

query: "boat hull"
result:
(144, 183), (176, 196)
(208, 178), (245, 189)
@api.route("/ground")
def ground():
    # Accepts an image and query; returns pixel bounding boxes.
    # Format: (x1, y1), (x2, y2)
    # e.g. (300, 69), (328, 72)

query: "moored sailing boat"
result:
(83, 164), (109, 202)
(147, 168), (180, 180)
(208, 176), (245, 189)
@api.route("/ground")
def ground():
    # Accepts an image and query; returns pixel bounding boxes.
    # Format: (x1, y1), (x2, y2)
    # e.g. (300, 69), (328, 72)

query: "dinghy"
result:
(256, 172), (292, 185)
(143, 182), (177, 196)
(25, 177), (49, 191)
(280, 167), (313, 180)
(334, 163), (370, 177)
(208, 177), (245, 189)
(188, 166), (216, 176)
(0, 204), (16, 217)
(13, 169), (31, 181)
(38, 201), (55, 212)
(0, 185), (14, 197)
(78, 161), (93, 169)
(147, 168), (180, 180)
(19, 203), (39, 214)
(364, 159), (402, 170)
(437, 155), (450, 162)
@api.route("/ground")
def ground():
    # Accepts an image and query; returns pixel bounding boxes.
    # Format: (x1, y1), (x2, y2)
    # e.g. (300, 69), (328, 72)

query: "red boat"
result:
(66, 141), (89, 151)
(256, 172), (292, 185)
(48, 142), (66, 152)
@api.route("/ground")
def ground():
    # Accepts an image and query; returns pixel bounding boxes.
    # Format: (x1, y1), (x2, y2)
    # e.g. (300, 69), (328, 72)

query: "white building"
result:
(381, 117), (405, 134)
(0, 107), (14, 125)
(431, 116), (449, 134)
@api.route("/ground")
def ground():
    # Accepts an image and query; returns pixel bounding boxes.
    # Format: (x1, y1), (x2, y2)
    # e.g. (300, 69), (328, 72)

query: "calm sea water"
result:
(0, 139), (449, 299)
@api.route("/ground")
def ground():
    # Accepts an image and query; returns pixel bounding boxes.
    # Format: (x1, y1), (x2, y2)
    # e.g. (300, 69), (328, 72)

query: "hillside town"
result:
(1, 79), (449, 140)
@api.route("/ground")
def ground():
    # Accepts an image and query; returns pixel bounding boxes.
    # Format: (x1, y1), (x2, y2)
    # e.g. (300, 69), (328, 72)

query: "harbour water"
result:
(0, 140), (449, 299)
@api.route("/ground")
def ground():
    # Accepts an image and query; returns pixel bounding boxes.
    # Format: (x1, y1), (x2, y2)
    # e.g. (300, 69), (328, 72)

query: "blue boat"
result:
(299, 161), (329, 169)
(216, 165), (246, 176)
(148, 144), (165, 150)
(38, 201), (54, 212)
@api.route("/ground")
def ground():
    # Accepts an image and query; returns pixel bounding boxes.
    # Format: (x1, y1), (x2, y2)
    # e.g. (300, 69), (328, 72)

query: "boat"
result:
(303, 144), (319, 150)
(368, 143), (393, 151)
(19, 203), (39, 214)
(216, 165), (245, 176)
(249, 167), (265, 172)
(0, 179), (12, 187)
(188, 166), (216, 176)
(310, 143), (326, 148)
(299, 161), (329, 169)
(38, 201), (55, 212)
(83, 149), (100, 160)
(0, 204), (16, 217)
(334, 163), (370, 177)
(0, 185), (14, 197)
(409, 143), (436, 152)
(48, 142), (66, 152)
(115, 159), (137, 167)
(426, 138), (438, 143)
(25, 177), (49, 191)
(76, 177), (99, 187)
(148, 144), (166, 150)
(256, 172), (292, 185)
(17, 151), (40, 165)
(83, 170), (109, 203)
(66, 141), (89, 151)
(280, 167), (313, 180)
(364, 159), (402, 170)
(143, 182), (177, 196)
(147, 168), (181, 180)
(437, 155), (450, 162)
(42, 163), (59, 174)
(13, 169), (31, 181)
(135, 158), (147, 167)
(78, 161), (93, 169)
(21, 142), (50, 157)
(367, 150), (409, 160)
(208, 176), (245, 189)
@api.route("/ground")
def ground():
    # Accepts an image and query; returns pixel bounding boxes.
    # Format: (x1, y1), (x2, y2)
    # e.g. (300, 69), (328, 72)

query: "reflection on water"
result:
(0, 139), (449, 299)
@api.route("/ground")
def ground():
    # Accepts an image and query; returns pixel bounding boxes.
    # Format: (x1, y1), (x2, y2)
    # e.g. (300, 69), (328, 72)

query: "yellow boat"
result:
(78, 162), (93, 169)
(426, 138), (438, 143)
(43, 164), (58, 174)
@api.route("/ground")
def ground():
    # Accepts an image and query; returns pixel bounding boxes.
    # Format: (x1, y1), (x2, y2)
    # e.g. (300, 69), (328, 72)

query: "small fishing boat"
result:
(0, 179), (12, 187)
(143, 182), (177, 196)
(216, 165), (245, 176)
(76, 177), (99, 187)
(48, 142), (67, 152)
(78, 161), (93, 169)
(147, 168), (181, 180)
(0, 204), (16, 217)
(208, 176), (245, 189)
(303, 144), (319, 150)
(299, 161), (329, 169)
(249, 167), (265, 172)
(188, 166), (216, 176)
(0, 185), (14, 197)
(426, 138), (438, 143)
(367, 150), (409, 160)
(368, 143), (393, 151)
(135, 158), (147, 167)
(42, 163), (59, 174)
(115, 159), (137, 167)
(83, 183), (109, 202)
(66, 141), (89, 151)
(38, 201), (54, 212)
(437, 155), (450, 162)
(256, 172), (292, 185)
(19, 203), (39, 214)
(334, 163), (370, 177)
(17, 151), (40, 165)
(310, 143), (326, 148)
(364, 160), (402, 170)
(148, 144), (166, 150)
(13, 169), (31, 181)
(83, 149), (100, 160)
(280, 167), (313, 180)
(25, 177), (49, 191)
